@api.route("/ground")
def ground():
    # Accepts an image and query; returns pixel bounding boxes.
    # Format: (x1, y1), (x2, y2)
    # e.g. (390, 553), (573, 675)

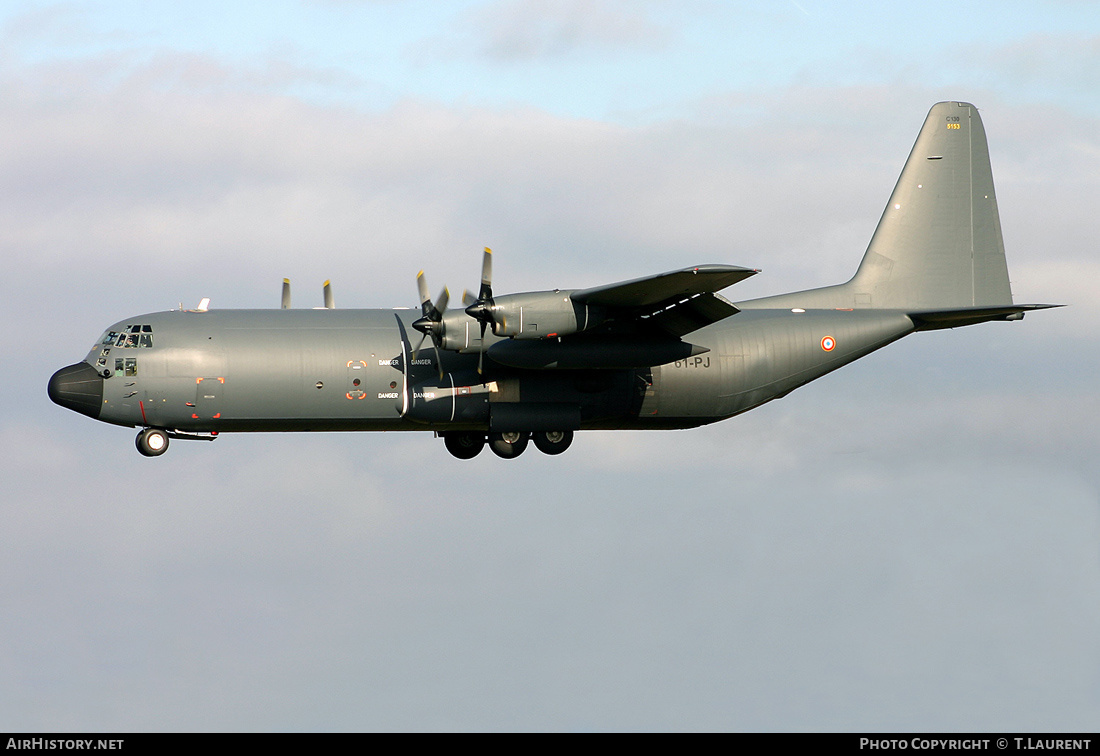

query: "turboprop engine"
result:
(415, 248), (612, 373)
(474, 290), (606, 340)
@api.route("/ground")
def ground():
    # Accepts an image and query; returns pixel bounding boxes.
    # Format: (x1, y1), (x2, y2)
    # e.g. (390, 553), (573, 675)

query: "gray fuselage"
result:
(76, 303), (914, 434)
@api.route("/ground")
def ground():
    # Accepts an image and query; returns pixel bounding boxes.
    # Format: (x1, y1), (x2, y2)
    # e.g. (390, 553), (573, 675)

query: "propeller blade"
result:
(411, 332), (427, 364)
(392, 314), (412, 416)
(412, 272), (452, 379)
(462, 289), (476, 308)
(433, 287), (449, 320)
(323, 280), (334, 309)
(281, 279), (291, 309)
(466, 247), (496, 328)
(479, 247), (493, 302)
(417, 271), (431, 316)
(477, 319), (487, 375)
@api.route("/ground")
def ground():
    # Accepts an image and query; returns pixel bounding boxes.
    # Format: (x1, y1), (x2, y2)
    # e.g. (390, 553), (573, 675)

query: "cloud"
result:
(5, 416), (1097, 730)
(439, 0), (675, 62)
(969, 32), (1100, 107)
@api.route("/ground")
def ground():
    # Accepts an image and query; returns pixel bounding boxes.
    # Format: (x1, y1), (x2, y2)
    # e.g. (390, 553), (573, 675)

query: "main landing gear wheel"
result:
(443, 431), (485, 460)
(489, 431), (529, 459)
(532, 430), (573, 455)
(136, 428), (169, 457)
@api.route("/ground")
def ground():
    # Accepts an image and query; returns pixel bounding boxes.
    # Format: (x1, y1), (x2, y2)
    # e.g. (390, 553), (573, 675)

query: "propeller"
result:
(463, 247), (494, 374)
(411, 270), (449, 379)
(281, 279), (291, 309)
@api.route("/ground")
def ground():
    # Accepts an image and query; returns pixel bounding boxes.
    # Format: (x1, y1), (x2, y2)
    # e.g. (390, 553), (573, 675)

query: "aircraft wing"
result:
(572, 264), (758, 336)
(573, 264), (757, 307)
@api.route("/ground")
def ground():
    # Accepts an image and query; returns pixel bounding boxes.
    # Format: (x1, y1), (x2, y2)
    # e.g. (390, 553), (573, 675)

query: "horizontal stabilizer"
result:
(909, 304), (1063, 331)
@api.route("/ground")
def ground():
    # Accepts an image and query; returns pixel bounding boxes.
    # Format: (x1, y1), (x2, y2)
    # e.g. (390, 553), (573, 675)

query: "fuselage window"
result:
(114, 358), (124, 377)
(124, 358), (137, 377)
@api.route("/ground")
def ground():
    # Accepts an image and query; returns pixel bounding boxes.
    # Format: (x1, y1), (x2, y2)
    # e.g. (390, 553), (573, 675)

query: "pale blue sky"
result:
(5, 1), (1098, 120)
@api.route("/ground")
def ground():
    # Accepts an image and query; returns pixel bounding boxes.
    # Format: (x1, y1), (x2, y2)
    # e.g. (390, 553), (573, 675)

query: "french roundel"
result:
(821, 335), (836, 351)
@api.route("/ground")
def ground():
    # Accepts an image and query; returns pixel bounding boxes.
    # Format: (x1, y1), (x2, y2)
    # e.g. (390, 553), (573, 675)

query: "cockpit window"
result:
(102, 326), (154, 349)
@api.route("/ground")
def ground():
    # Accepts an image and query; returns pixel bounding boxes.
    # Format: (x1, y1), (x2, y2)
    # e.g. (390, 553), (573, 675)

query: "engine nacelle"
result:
(431, 291), (610, 354)
(488, 291), (606, 340)
(436, 309), (487, 352)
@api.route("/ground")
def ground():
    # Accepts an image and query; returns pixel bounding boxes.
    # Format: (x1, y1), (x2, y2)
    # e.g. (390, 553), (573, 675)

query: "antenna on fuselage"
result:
(281, 279), (291, 309)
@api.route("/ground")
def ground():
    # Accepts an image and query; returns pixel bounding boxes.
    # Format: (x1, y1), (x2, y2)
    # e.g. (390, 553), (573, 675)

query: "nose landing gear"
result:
(136, 428), (169, 457)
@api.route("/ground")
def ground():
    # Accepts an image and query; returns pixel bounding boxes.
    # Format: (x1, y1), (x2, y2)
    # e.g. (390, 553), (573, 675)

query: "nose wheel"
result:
(136, 428), (169, 457)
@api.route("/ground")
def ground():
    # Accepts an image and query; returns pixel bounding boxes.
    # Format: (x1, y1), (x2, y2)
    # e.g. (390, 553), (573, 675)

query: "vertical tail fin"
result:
(851, 101), (1012, 309)
(744, 102), (1015, 311)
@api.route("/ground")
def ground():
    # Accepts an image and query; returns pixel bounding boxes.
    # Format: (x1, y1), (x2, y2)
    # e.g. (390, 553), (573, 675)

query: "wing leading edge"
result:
(573, 264), (758, 307)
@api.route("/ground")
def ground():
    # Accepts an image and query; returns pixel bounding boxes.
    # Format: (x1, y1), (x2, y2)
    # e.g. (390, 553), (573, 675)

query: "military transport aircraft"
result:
(49, 102), (1056, 459)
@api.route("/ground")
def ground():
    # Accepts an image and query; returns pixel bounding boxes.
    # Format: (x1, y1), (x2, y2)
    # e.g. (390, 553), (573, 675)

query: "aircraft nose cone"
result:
(48, 362), (104, 419)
